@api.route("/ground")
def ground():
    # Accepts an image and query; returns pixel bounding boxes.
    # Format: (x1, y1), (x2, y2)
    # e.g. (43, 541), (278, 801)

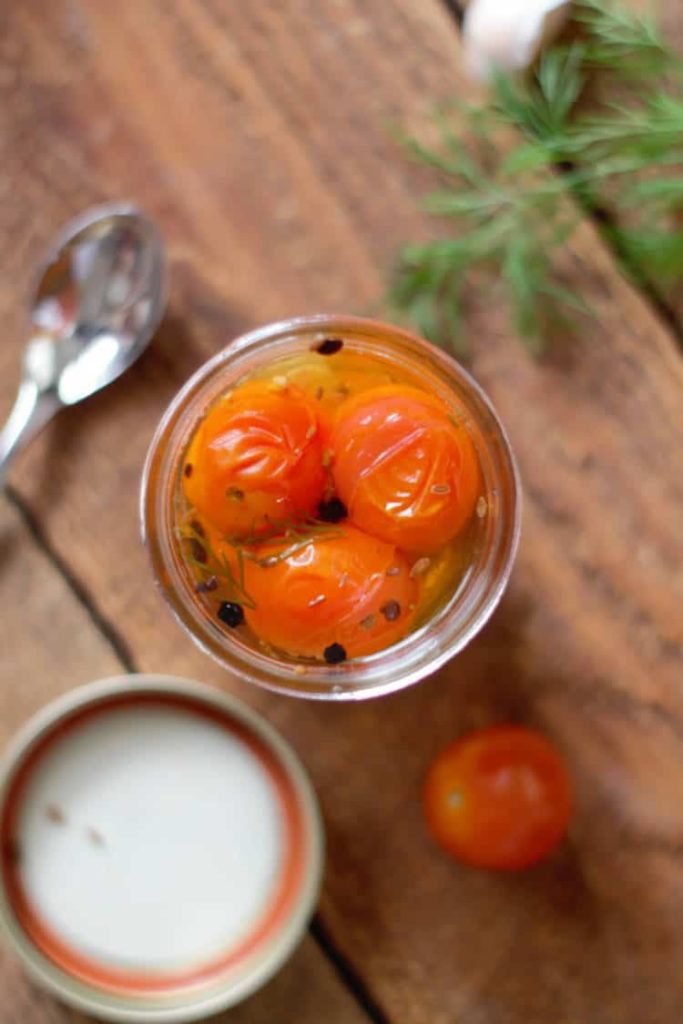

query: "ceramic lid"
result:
(0, 675), (323, 1022)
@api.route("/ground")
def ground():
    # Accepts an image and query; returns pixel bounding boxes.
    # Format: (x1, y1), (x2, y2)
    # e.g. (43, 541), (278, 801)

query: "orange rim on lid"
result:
(0, 676), (323, 1023)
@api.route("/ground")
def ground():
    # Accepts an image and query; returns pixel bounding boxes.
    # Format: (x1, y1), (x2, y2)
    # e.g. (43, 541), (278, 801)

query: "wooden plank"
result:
(0, 953), (76, 1024)
(0, 495), (114, 1023)
(584, 0), (683, 333)
(0, 920), (367, 1024)
(0, 498), (370, 1021)
(0, 497), (123, 743)
(1, 2), (683, 1023)
(212, 938), (374, 1024)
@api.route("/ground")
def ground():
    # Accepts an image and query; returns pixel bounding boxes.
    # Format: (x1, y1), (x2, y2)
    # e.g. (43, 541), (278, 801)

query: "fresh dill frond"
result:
(391, 240), (470, 355)
(570, 93), (683, 161)
(389, 0), (683, 354)
(575, 0), (673, 78)
(491, 44), (587, 160)
(390, 50), (587, 352)
(610, 227), (683, 288)
(623, 176), (683, 212)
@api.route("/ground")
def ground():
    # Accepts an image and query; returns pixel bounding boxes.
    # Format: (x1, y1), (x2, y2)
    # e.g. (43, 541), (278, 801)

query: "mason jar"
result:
(140, 315), (521, 700)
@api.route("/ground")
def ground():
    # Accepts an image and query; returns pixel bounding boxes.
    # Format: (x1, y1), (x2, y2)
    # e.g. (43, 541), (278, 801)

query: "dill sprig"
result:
(177, 520), (257, 609)
(389, 0), (683, 354)
(238, 514), (344, 568)
(576, 0), (673, 77)
(177, 514), (343, 599)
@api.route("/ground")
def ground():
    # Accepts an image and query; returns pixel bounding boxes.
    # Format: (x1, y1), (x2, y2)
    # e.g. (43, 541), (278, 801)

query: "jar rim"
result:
(140, 315), (522, 700)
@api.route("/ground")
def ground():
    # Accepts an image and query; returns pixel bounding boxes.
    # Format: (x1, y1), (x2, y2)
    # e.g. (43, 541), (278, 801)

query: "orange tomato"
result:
(242, 525), (418, 659)
(330, 385), (481, 553)
(423, 726), (572, 871)
(183, 381), (326, 537)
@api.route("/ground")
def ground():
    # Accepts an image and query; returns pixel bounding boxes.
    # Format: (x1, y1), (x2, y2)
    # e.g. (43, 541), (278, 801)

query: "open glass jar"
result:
(141, 316), (521, 700)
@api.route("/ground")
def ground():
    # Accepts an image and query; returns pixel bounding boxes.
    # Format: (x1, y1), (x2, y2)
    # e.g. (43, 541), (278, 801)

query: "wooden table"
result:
(2, 2), (683, 1022)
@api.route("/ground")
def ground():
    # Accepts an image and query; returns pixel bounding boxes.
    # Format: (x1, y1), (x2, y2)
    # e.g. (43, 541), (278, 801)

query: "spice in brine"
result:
(176, 346), (486, 664)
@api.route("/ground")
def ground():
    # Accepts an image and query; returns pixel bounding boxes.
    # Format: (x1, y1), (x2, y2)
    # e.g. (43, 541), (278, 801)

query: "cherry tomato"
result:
(423, 726), (572, 870)
(242, 525), (418, 659)
(330, 385), (481, 553)
(183, 381), (326, 537)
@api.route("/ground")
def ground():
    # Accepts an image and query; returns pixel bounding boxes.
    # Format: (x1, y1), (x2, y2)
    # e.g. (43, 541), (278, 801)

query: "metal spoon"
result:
(0, 203), (166, 487)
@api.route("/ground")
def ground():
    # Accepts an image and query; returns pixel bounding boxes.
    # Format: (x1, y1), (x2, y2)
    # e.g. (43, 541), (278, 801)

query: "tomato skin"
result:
(423, 726), (572, 871)
(242, 525), (418, 659)
(330, 385), (481, 554)
(183, 381), (326, 537)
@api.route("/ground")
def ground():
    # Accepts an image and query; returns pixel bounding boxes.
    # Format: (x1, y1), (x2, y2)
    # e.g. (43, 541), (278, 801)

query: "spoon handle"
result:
(0, 379), (61, 489)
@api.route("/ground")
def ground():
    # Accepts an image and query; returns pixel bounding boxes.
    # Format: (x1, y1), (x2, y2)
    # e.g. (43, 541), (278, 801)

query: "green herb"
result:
(238, 514), (344, 568)
(576, 0), (672, 76)
(177, 520), (257, 609)
(389, 0), (683, 353)
(177, 514), (343, 597)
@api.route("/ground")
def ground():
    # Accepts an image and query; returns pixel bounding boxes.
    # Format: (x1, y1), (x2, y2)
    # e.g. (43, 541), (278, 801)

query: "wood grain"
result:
(0, 495), (117, 1024)
(0, 502), (370, 1023)
(1, 1), (683, 1023)
(0, 496), (122, 743)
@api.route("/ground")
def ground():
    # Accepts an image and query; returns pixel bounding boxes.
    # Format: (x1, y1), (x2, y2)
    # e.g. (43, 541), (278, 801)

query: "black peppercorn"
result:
(218, 602), (245, 628)
(189, 519), (205, 538)
(323, 642), (347, 664)
(380, 600), (401, 622)
(189, 538), (208, 564)
(317, 497), (348, 523)
(314, 337), (344, 356)
(196, 576), (219, 594)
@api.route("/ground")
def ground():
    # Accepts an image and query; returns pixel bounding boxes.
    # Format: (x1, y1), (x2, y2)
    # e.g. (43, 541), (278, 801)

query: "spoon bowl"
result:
(0, 204), (166, 485)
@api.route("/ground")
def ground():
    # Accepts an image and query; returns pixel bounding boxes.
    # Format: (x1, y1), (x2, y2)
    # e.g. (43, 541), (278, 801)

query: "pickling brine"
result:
(142, 316), (520, 699)
(176, 340), (488, 665)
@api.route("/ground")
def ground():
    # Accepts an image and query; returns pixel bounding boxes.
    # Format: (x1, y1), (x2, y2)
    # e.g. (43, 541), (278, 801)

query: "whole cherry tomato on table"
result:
(423, 726), (572, 870)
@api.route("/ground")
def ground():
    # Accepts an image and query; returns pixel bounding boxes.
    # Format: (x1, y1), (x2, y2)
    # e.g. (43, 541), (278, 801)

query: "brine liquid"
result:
(175, 344), (488, 662)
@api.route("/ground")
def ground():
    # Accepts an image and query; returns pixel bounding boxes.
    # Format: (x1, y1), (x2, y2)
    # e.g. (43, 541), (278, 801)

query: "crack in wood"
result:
(434, 5), (683, 352)
(3, 485), (385, 1024)
(613, 831), (683, 860)
(310, 915), (392, 1024)
(555, 160), (683, 352)
(4, 485), (136, 674)
(534, 671), (683, 747)
(438, 0), (464, 29)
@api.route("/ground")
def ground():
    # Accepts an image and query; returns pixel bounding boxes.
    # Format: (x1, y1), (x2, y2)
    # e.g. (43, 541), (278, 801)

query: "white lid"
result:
(0, 676), (323, 1022)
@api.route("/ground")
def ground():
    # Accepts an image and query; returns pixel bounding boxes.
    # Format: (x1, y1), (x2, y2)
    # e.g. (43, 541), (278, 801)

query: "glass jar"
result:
(141, 316), (521, 700)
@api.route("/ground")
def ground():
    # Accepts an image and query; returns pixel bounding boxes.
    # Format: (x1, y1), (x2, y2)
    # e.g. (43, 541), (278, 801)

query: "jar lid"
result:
(0, 675), (323, 1022)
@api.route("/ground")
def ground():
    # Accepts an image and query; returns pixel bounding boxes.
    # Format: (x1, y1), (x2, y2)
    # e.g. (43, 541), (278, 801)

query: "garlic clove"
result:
(462, 0), (572, 81)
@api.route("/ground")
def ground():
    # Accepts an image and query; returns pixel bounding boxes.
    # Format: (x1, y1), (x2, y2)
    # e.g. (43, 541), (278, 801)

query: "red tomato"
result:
(242, 525), (418, 659)
(330, 385), (481, 553)
(423, 726), (572, 870)
(183, 381), (326, 537)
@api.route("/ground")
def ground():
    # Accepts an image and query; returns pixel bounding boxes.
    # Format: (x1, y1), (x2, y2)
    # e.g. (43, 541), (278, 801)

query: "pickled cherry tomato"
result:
(423, 726), (572, 870)
(242, 525), (418, 659)
(183, 381), (326, 537)
(330, 385), (481, 553)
